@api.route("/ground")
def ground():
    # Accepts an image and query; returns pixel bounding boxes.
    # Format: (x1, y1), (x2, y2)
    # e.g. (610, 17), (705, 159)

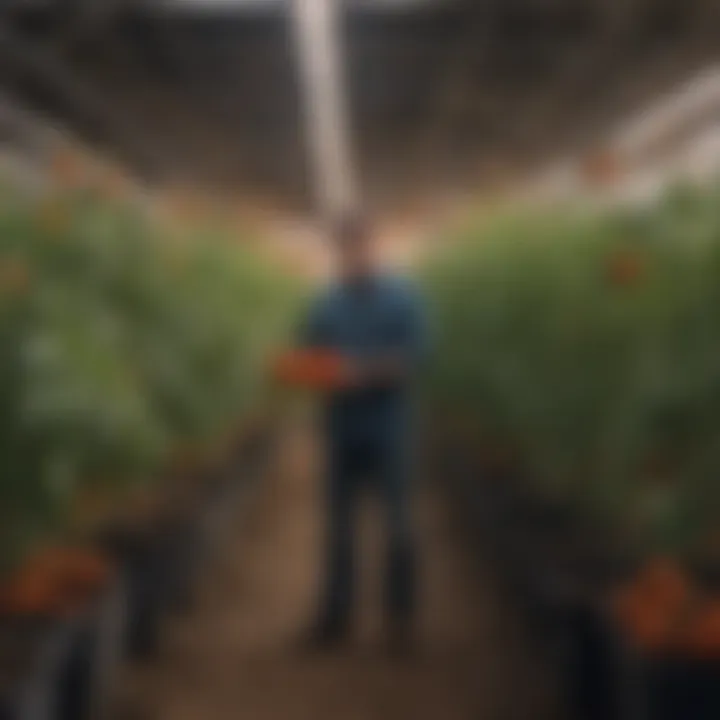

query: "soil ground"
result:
(113, 419), (560, 720)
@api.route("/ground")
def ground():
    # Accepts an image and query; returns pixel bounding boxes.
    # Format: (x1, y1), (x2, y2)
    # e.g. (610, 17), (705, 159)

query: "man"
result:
(300, 214), (429, 652)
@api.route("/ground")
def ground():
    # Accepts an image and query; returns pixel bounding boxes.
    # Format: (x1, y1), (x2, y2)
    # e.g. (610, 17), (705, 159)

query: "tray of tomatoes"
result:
(270, 348), (354, 392)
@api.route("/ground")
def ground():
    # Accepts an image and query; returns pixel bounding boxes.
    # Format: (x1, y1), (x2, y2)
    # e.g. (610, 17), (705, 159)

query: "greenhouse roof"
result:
(143, 0), (442, 12)
(7, 0), (446, 15)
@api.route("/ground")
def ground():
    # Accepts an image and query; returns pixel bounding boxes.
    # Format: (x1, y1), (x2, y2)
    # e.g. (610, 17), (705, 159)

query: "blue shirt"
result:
(301, 273), (428, 451)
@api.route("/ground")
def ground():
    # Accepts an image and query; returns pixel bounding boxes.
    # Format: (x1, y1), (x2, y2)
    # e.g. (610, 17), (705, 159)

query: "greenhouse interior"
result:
(1, 0), (720, 718)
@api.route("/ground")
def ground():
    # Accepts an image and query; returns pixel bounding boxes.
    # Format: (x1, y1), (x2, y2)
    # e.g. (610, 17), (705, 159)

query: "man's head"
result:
(333, 213), (376, 282)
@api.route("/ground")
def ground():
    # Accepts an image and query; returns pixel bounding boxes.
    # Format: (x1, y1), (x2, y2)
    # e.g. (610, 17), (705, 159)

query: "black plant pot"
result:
(557, 603), (631, 720)
(0, 614), (82, 720)
(640, 656), (720, 720)
(57, 579), (127, 720)
(96, 424), (275, 658)
(555, 604), (720, 720)
(97, 526), (167, 660)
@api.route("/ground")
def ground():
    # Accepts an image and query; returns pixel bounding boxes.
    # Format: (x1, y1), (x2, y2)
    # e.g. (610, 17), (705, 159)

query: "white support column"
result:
(290, 0), (358, 221)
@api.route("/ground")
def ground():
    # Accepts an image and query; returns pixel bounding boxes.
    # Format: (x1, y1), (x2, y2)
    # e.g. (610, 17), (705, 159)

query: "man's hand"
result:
(337, 358), (365, 390)
(272, 349), (359, 392)
(341, 355), (409, 390)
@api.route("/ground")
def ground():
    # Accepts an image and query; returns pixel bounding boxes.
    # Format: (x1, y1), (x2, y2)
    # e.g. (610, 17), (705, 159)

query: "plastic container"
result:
(57, 579), (127, 720)
(0, 615), (80, 720)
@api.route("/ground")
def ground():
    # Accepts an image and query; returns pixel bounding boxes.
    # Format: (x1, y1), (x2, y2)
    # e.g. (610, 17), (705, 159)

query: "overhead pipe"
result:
(290, 0), (359, 224)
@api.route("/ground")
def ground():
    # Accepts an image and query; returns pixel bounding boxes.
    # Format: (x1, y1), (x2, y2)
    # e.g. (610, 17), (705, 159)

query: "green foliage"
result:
(0, 187), (298, 573)
(425, 184), (720, 559)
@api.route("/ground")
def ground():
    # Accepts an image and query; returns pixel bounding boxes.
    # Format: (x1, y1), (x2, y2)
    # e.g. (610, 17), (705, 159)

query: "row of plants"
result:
(424, 183), (720, 716)
(0, 181), (299, 602)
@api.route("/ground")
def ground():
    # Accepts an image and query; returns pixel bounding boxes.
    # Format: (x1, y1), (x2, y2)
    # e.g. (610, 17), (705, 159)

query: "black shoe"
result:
(296, 617), (349, 653)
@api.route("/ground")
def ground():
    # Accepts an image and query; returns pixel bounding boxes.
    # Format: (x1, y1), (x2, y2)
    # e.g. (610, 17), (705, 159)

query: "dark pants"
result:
(318, 436), (416, 629)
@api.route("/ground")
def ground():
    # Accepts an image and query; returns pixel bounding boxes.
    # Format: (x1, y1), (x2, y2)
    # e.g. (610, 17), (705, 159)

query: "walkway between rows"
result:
(115, 419), (558, 720)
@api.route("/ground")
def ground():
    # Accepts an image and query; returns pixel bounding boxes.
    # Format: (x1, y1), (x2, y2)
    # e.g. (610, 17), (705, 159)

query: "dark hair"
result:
(332, 212), (370, 248)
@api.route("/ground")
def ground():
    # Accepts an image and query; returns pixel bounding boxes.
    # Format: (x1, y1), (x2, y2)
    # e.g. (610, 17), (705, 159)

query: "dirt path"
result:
(116, 420), (558, 720)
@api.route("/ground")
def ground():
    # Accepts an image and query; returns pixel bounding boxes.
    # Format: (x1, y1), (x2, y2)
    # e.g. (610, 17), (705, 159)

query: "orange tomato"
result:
(611, 558), (692, 652)
(582, 151), (624, 186)
(0, 546), (114, 617)
(643, 559), (691, 606)
(50, 147), (88, 187)
(271, 349), (350, 391)
(606, 250), (645, 288)
(0, 259), (30, 297)
(681, 601), (720, 659)
(97, 167), (131, 201)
